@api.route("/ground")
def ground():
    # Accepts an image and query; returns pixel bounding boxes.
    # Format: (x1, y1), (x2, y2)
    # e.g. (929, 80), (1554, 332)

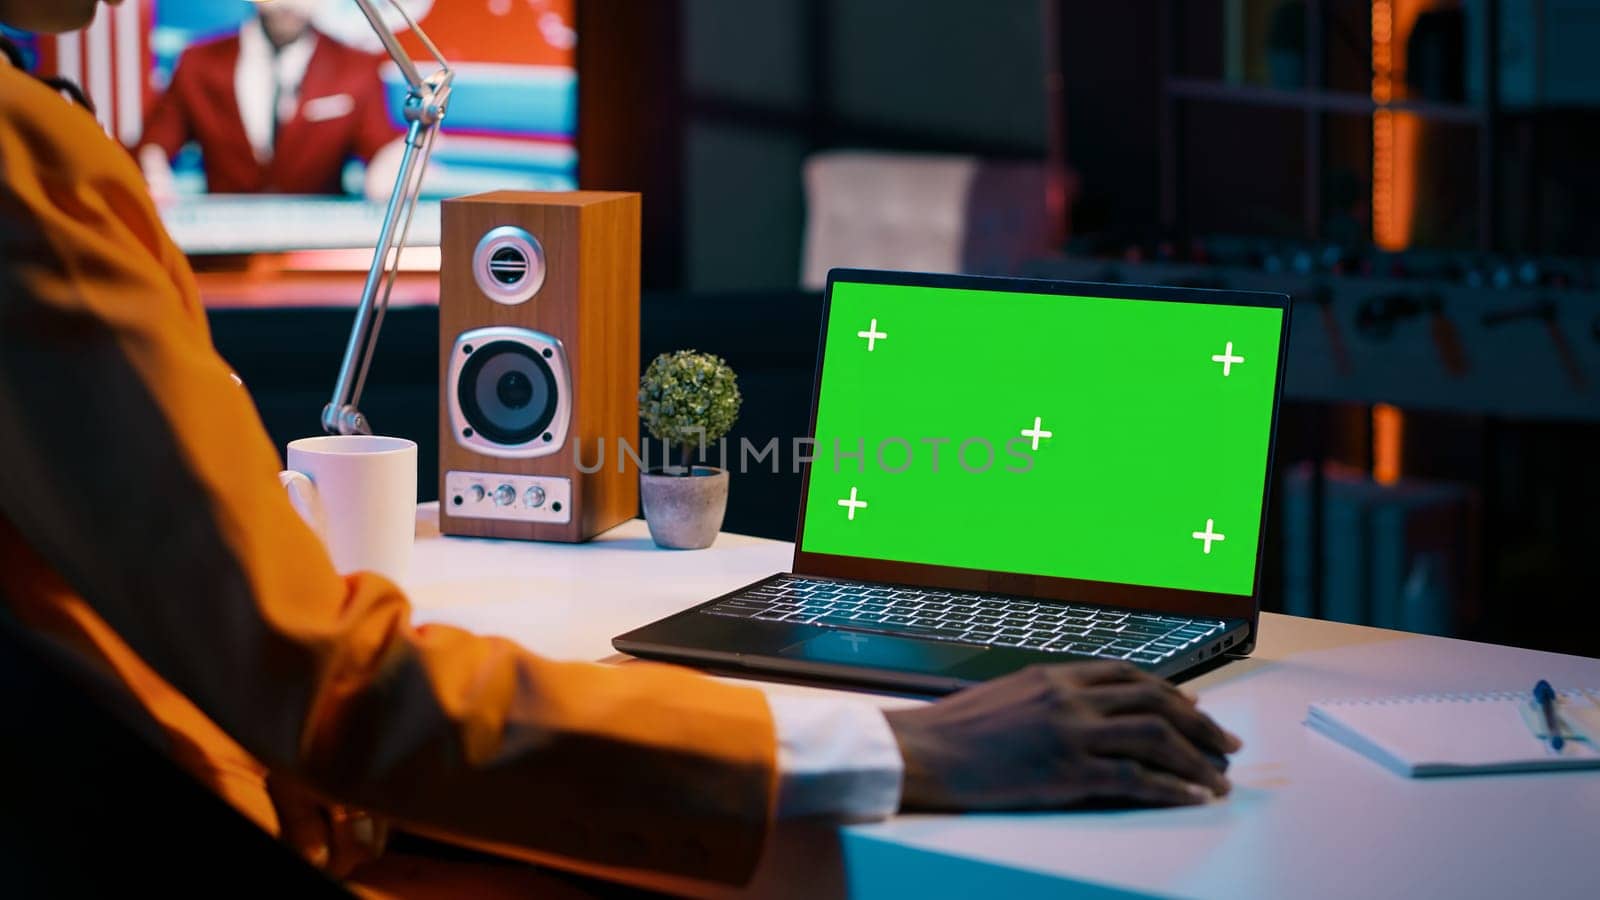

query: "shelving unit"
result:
(1165, 77), (1486, 123)
(1148, 0), (1521, 628)
(1158, 0), (1503, 250)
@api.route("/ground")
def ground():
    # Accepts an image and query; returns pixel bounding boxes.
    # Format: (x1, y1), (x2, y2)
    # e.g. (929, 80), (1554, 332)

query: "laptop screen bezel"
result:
(790, 268), (1292, 631)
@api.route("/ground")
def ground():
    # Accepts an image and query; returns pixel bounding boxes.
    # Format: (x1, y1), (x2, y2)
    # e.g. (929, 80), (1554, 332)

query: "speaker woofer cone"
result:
(447, 326), (571, 459)
(458, 340), (558, 446)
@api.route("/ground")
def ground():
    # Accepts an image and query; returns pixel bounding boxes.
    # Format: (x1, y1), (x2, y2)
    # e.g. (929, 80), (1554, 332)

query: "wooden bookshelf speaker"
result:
(438, 191), (641, 542)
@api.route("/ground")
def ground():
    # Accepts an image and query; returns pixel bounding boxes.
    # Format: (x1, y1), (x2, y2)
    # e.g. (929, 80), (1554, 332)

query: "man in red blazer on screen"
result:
(137, 0), (401, 197)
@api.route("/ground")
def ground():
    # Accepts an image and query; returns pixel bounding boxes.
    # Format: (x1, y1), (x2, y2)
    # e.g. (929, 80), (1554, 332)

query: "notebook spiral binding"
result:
(1317, 688), (1599, 706)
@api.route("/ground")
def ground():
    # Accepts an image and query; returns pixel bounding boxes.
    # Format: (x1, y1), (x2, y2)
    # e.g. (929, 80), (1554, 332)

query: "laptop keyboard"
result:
(704, 575), (1228, 665)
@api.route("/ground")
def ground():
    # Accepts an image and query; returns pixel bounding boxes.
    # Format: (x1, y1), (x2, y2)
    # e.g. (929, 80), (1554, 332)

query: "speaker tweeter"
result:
(472, 225), (546, 306)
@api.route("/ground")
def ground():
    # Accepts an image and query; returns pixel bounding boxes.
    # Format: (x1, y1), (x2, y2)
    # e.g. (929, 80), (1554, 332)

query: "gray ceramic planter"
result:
(640, 467), (729, 549)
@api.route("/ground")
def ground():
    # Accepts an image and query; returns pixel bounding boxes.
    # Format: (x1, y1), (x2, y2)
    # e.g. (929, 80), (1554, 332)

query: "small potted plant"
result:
(638, 350), (742, 549)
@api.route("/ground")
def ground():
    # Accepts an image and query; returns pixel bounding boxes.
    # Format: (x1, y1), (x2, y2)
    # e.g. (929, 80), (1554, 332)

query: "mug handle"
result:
(278, 470), (328, 542)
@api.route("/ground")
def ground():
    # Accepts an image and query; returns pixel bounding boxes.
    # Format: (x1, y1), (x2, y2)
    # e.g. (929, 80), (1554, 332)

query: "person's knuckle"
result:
(1196, 712), (1227, 739)
(1126, 714), (1167, 740)
(1054, 731), (1092, 767)
(1147, 774), (1186, 801)
(1053, 663), (1090, 685)
(1179, 707), (1221, 738)
(1056, 668), (1092, 694)
(1112, 758), (1142, 787)
(1164, 699), (1202, 724)
(1207, 717), (1231, 741)
(1011, 665), (1048, 697)
(1050, 685), (1081, 716)
(1032, 663), (1063, 686)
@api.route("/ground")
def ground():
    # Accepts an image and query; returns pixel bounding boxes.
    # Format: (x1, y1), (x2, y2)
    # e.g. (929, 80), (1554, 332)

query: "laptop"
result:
(614, 269), (1291, 693)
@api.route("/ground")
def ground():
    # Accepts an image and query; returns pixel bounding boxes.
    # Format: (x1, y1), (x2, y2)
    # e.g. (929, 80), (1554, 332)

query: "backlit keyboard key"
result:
(702, 577), (1225, 661)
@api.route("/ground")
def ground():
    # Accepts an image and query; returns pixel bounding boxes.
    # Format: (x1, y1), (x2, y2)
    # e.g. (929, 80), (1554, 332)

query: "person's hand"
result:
(883, 661), (1242, 811)
(136, 145), (179, 208)
(362, 136), (448, 202)
(267, 772), (389, 878)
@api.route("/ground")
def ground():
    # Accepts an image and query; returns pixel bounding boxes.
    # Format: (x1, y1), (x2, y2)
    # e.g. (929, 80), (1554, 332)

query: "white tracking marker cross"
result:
(1192, 519), (1226, 554)
(1020, 416), (1054, 451)
(838, 487), (869, 521)
(1211, 342), (1245, 376)
(857, 319), (888, 351)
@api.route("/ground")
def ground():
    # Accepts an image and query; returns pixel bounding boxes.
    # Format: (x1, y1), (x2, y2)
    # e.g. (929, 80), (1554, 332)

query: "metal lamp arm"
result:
(321, 0), (452, 436)
(351, 0), (423, 88)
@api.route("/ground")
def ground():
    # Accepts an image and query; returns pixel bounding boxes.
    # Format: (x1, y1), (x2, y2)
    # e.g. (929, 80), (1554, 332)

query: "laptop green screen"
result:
(799, 279), (1285, 597)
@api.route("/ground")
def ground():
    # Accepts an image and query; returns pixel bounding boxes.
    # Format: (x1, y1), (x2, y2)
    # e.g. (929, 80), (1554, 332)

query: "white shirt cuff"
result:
(767, 693), (904, 821)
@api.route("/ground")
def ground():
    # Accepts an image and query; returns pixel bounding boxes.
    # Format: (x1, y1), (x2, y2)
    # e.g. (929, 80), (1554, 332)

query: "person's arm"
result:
(773, 660), (1244, 824)
(351, 51), (408, 201)
(2, 69), (1243, 884)
(768, 695), (903, 820)
(138, 54), (193, 165)
(360, 136), (411, 203)
(884, 662), (1240, 810)
(136, 145), (179, 205)
(0, 107), (777, 890)
(136, 54), (196, 203)
(351, 53), (403, 165)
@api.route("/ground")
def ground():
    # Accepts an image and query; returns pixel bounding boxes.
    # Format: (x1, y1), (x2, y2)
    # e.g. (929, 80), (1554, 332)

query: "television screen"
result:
(6, 0), (577, 253)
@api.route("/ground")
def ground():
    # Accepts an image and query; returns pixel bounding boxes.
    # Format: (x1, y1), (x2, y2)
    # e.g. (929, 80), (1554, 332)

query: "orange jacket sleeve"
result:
(0, 65), (777, 888)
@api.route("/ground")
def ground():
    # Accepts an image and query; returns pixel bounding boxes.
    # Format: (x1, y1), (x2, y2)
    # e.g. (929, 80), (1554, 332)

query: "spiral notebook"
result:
(1307, 689), (1600, 777)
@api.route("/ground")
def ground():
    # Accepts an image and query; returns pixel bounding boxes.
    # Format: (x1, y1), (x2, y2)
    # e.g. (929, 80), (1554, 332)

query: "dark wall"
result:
(578, 0), (685, 290)
(1057, 4), (1163, 236)
(578, 2), (1080, 284)
(209, 307), (442, 501)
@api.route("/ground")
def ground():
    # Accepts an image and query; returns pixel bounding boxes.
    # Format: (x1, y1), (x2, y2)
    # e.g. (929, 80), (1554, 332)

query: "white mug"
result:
(279, 435), (417, 582)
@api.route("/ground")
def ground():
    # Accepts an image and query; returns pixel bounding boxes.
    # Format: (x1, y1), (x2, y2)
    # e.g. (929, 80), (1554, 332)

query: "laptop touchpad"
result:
(778, 632), (985, 673)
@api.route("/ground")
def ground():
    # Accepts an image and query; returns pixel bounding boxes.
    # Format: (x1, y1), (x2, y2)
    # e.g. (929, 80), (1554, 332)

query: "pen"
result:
(1533, 679), (1564, 752)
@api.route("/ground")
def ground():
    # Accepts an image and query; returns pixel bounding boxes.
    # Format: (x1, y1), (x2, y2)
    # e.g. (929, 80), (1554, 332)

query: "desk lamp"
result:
(252, 0), (453, 435)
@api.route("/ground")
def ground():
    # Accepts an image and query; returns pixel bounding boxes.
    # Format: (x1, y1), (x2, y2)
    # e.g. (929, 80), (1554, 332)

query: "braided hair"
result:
(1, 33), (95, 111)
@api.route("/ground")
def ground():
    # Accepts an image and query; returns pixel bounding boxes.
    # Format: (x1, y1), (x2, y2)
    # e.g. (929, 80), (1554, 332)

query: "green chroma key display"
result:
(801, 279), (1284, 597)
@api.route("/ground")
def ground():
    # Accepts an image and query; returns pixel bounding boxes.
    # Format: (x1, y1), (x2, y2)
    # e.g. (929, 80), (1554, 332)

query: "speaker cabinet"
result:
(438, 191), (640, 542)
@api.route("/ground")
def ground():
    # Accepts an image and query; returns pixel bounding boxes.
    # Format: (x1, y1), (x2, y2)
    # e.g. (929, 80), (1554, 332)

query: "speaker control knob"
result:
(469, 485), (486, 503)
(523, 486), (546, 508)
(494, 484), (516, 506)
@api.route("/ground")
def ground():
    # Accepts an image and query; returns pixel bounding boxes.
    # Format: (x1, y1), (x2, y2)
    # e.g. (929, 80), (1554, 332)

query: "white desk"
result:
(405, 505), (1600, 899)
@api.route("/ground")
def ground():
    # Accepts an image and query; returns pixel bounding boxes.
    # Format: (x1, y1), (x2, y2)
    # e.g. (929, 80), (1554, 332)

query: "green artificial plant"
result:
(639, 350), (742, 475)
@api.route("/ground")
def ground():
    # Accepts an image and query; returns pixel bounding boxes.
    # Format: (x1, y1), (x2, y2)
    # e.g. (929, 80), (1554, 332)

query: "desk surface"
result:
(405, 505), (1600, 900)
